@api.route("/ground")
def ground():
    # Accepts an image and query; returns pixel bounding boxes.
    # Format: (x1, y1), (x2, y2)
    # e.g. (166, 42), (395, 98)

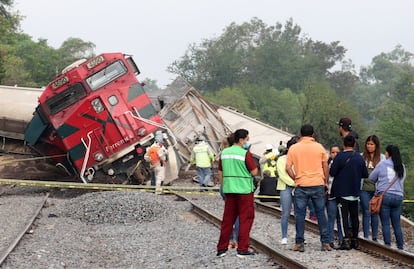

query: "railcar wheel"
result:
(130, 162), (149, 185)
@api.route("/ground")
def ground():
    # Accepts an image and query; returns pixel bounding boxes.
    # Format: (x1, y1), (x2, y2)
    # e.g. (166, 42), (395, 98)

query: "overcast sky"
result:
(14, 0), (414, 87)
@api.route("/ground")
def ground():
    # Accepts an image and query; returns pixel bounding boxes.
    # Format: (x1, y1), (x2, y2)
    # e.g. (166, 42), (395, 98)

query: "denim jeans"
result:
(280, 186), (293, 238)
(230, 217), (239, 242)
(294, 186), (329, 244)
(380, 192), (404, 249)
(327, 198), (343, 243)
(197, 167), (211, 187)
(360, 190), (379, 239)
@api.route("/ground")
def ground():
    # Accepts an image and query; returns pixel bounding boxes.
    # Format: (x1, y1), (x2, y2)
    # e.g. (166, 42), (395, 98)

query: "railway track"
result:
(0, 178), (413, 268)
(255, 201), (414, 268)
(175, 192), (308, 268)
(0, 192), (49, 266)
(179, 192), (414, 269)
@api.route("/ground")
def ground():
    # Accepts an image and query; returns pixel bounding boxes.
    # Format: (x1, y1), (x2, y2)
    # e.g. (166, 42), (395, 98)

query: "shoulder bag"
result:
(369, 175), (399, 214)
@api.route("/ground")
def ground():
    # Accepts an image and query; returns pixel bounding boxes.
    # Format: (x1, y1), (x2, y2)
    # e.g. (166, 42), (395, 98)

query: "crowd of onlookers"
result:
(211, 117), (406, 258)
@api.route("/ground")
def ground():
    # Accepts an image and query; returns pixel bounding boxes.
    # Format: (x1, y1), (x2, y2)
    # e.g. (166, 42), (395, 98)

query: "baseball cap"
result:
(265, 144), (273, 150)
(337, 117), (352, 129)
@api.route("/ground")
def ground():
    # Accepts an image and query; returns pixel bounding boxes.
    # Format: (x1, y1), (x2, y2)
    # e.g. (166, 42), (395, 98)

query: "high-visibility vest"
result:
(263, 151), (277, 177)
(221, 145), (254, 194)
(191, 143), (214, 168)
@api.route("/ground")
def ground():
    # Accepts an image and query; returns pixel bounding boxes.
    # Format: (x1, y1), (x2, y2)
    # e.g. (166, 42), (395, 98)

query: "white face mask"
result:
(243, 141), (251, 150)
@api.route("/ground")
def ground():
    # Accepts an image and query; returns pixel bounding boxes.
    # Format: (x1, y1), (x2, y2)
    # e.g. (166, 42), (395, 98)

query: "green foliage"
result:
(205, 86), (259, 118)
(364, 46), (414, 203)
(299, 79), (362, 147)
(169, 18), (346, 93)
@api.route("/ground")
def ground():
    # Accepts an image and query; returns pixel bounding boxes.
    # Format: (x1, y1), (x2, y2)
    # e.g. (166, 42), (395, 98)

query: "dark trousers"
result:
(337, 197), (359, 239)
(217, 193), (255, 252)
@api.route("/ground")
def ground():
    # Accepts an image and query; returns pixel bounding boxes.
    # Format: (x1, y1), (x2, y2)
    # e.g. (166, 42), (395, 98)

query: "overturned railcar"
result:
(149, 78), (232, 169)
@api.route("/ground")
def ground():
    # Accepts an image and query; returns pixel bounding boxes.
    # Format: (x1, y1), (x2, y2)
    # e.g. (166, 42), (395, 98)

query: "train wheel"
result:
(130, 162), (149, 185)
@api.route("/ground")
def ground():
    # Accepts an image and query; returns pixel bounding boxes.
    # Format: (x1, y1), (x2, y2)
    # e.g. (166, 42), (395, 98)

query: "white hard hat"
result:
(265, 144), (273, 150)
(198, 135), (206, 141)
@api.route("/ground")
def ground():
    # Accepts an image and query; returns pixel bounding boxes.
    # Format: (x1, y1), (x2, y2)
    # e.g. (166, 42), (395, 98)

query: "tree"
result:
(204, 86), (259, 118)
(299, 79), (362, 147)
(169, 18), (346, 94)
(57, 37), (96, 71)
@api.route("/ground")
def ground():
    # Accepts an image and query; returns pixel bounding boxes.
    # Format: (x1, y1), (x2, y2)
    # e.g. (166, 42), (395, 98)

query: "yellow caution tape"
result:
(0, 178), (413, 202)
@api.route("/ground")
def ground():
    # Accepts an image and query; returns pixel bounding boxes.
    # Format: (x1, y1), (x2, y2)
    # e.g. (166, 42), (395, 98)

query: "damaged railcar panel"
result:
(0, 86), (43, 140)
(158, 83), (231, 165)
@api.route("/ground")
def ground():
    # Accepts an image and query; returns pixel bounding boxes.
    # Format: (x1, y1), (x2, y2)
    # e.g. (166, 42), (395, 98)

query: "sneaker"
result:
(309, 216), (317, 222)
(281, 238), (288, 245)
(293, 243), (305, 252)
(321, 243), (333, 251)
(216, 250), (227, 257)
(338, 239), (351, 250)
(351, 239), (360, 250)
(236, 250), (255, 258)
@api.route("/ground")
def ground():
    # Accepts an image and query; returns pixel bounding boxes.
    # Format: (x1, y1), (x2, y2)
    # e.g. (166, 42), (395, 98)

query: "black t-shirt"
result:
(259, 176), (278, 202)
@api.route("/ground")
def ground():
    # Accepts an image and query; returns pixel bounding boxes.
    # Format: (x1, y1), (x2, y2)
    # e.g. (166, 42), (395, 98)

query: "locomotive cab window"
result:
(86, 60), (128, 91)
(46, 83), (87, 114)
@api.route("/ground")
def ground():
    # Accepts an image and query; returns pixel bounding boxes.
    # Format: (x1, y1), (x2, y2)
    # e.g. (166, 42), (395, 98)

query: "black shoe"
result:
(216, 249), (227, 257)
(372, 237), (377, 242)
(351, 239), (360, 250)
(338, 239), (351, 250)
(236, 250), (255, 258)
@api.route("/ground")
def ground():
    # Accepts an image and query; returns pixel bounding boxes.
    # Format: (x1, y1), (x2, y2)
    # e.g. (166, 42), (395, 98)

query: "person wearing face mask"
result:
(216, 129), (258, 258)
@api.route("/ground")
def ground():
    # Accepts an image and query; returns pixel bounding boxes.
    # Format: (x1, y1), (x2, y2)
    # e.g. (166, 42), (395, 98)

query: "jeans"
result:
(294, 186), (329, 244)
(380, 192), (404, 249)
(197, 167), (211, 187)
(360, 190), (379, 239)
(327, 198), (343, 243)
(230, 217), (239, 242)
(307, 200), (316, 217)
(280, 186), (293, 238)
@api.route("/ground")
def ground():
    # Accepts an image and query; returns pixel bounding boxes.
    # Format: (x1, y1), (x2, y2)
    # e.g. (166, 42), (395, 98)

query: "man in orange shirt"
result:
(286, 124), (332, 252)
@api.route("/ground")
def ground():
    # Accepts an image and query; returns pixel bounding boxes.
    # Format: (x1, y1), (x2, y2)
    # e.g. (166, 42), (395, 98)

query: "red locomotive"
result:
(24, 53), (169, 183)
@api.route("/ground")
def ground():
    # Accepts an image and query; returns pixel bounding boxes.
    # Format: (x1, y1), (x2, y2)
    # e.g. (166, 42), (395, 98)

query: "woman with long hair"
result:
(369, 145), (406, 250)
(276, 136), (298, 245)
(360, 135), (385, 241)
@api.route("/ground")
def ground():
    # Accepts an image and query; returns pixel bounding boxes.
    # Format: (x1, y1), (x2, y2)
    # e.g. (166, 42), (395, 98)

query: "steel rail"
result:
(175, 193), (308, 269)
(255, 200), (414, 268)
(0, 193), (49, 266)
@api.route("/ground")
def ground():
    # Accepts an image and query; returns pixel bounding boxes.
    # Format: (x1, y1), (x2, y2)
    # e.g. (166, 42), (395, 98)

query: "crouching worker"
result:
(258, 170), (278, 203)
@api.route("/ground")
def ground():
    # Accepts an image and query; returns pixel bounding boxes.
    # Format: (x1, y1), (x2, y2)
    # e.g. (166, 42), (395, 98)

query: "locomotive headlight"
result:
(137, 127), (146, 136)
(94, 153), (104, 162)
(91, 98), (104, 113)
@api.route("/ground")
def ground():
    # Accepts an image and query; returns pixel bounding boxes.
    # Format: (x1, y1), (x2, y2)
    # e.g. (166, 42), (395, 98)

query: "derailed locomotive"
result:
(23, 53), (177, 183)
